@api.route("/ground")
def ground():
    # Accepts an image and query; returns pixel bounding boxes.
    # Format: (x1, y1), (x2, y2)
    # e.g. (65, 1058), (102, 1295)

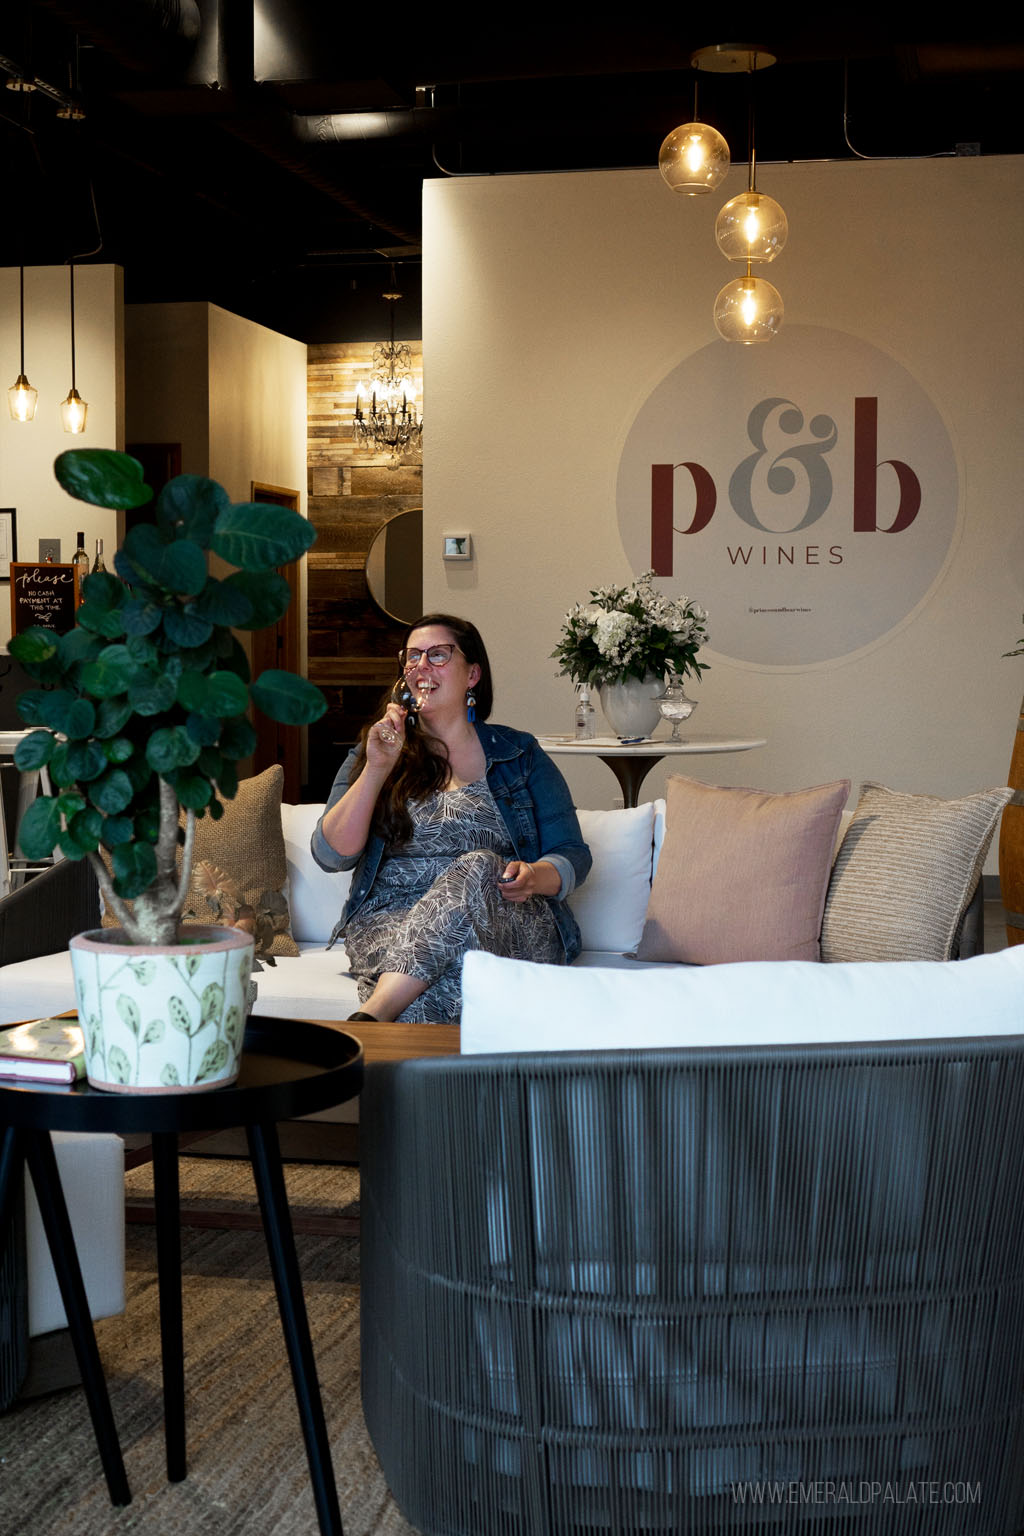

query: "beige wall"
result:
(0, 265), (124, 649)
(124, 301), (210, 474)
(422, 157), (1024, 852)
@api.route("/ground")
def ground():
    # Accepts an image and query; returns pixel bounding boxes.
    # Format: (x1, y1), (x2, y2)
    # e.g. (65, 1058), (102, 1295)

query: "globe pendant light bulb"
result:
(658, 122), (730, 195)
(714, 272), (783, 344)
(715, 190), (788, 262)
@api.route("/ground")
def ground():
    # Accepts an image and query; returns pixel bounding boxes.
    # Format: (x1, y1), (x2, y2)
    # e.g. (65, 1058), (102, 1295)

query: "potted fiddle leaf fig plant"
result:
(9, 449), (326, 1092)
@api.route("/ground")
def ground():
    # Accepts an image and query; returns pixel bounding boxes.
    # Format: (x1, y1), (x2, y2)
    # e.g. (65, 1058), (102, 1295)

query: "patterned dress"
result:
(342, 778), (564, 1023)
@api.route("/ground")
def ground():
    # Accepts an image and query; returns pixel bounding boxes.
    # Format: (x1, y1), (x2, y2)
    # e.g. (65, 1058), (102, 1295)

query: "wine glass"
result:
(657, 679), (697, 742)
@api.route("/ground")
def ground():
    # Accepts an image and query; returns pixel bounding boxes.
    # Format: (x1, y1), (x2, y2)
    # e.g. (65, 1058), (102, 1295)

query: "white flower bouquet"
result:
(552, 571), (709, 688)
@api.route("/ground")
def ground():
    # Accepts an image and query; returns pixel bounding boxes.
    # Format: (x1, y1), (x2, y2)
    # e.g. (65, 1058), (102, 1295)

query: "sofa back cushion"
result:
(460, 945), (1024, 1055)
(572, 803), (656, 953)
(281, 803), (351, 944)
(635, 775), (850, 965)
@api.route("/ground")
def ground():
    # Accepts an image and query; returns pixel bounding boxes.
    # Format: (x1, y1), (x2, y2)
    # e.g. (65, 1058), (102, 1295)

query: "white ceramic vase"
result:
(69, 925), (254, 1093)
(598, 674), (665, 738)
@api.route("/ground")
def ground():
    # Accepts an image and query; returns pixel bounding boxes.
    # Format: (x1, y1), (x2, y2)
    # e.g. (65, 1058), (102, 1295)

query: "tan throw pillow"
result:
(821, 781), (1013, 963)
(184, 764), (299, 957)
(635, 775), (850, 965)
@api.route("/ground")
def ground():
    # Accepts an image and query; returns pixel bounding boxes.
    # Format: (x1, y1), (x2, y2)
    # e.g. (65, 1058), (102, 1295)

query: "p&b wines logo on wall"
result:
(615, 327), (959, 667)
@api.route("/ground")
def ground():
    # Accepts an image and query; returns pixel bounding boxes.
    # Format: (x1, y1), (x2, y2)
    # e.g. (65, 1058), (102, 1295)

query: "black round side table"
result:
(0, 1016), (363, 1536)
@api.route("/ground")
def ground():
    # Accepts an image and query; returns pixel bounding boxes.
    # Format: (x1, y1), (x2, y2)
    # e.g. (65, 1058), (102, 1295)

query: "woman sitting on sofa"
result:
(311, 613), (591, 1024)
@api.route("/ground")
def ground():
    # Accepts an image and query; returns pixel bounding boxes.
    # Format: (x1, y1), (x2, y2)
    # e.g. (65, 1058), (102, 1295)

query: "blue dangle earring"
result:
(466, 688), (477, 723)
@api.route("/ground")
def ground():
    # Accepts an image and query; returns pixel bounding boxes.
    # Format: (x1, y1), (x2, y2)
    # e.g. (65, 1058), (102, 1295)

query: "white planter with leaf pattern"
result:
(69, 926), (254, 1093)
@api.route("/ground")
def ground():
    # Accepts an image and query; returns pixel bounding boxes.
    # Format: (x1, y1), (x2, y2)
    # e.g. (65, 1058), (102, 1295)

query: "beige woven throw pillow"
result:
(101, 764), (298, 957)
(821, 781), (1013, 963)
(185, 764), (298, 957)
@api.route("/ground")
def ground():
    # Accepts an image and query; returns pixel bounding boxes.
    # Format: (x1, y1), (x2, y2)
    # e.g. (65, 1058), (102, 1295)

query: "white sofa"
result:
(0, 793), (989, 1030)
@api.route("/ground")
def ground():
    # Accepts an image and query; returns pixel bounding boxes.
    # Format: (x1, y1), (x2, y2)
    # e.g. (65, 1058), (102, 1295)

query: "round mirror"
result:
(365, 508), (423, 624)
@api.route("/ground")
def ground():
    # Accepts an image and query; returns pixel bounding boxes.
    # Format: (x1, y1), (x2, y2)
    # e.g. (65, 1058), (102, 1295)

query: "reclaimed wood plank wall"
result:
(307, 340), (423, 798)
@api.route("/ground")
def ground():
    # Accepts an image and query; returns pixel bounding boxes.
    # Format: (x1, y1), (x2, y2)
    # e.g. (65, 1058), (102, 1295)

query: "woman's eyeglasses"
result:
(399, 644), (463, 671)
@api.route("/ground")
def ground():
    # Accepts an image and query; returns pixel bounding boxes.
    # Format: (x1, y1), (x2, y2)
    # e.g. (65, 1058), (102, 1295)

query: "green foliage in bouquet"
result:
(10, 450), (325, 945)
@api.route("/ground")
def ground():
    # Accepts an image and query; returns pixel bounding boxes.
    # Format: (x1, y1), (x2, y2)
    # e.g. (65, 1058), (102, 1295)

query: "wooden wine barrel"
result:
(998, 691), (1024, 946)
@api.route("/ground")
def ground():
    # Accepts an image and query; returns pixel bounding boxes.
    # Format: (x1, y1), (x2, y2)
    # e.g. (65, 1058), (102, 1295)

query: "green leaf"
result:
(170, 771), (213, 810)
(192, 577), (254, 627)
(56, 790), (87, 819)
(59, 627), (105, 667)
(128, 668), (178, 716)
(64, 698), (97, 740)
(103, 736), (134, 764)
(160, 1062), (181, 1086)
(94, 697), (134, 738)
(250, 670), (326, 725)
(111, 839), (157, 898)
(13, 731), (54, 771)
(208, 670), (249, 717)
(216, 760), (239, 799)
(146, 726), (201, 773)
(100, 814), (134, 847)
(198, 747), (223, 779)
(116, 994), (141, 1037)
(16, 690), (55, 726)
(211, 504), (315, 570)
(90, 768), (135, 815)
(222, 570), (291, 629)
(184, 711), (221, 747)
(76, 601), (126, 639)
(17, 796), (62, 859)
(200, 982), (224, 1026)
(66, 739), (108, 782)
(10, 628), (59, 667)
(197, 1039), (230, 1081)
(107, 1045), (132, 1085)
(141, 1019), (165, 1046)
(80, 570), (124, 609)
(80, 645), (139, 699)
(168, 996), (196, 1036)
(48, 744), (75, 786)
(68, 806), (104, 852)
(36, 690), (76, 731)
(56, 831), (89, 861)
(128, 959), (155, 983)
(122, 525), (208, 596)
(223, 1005), (244, 1054)
(218, 716), (258, 758)
(125, 635), (160, 667)
(122, 596), (163, 636)
(162, 606), (214, 648)
(155, 475), (229, 545)
(54, 449), (152, 510)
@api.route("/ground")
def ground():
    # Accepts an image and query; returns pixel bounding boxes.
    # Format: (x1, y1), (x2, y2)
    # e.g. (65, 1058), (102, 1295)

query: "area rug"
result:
(0, 1158), (419, 1536)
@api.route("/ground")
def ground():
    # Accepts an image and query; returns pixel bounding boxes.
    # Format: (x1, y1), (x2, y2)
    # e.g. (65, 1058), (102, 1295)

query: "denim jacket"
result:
(311, 723), (592, 961)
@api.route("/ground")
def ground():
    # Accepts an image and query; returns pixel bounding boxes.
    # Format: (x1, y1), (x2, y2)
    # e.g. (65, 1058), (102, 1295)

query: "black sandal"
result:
(346, 1010), (379, 1022)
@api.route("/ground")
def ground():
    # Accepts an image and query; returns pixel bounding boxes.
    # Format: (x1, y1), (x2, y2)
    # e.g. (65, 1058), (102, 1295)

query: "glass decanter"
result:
(657, 679), (698, 741)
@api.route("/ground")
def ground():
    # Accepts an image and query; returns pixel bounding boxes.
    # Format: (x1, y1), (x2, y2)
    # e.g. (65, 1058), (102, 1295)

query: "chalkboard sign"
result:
(9, 563), (81, 637)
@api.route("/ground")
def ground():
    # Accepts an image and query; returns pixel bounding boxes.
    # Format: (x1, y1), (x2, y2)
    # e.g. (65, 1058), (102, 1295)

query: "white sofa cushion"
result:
(573, 803), (655, 953)
(248, 943), (360, 1021)
(281, 802), (351, 945)
(26, 1132), (125, 1336)
(460, 946), (1024, 1054)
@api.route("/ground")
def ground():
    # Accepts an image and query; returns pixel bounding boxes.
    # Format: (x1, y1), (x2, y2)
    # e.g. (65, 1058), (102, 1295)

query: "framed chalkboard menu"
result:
(9, 563), (81, 636)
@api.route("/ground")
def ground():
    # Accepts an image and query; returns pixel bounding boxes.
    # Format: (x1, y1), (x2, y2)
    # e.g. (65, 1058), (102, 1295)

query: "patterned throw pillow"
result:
(821, 781), (1013, 962)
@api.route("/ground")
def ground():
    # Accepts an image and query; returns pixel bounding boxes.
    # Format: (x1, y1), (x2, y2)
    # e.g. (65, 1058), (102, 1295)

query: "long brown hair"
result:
(350, 614), (494, 846)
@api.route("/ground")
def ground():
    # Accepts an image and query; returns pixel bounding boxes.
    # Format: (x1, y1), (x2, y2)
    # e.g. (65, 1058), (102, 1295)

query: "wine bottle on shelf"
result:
(72, 532), (90, 590)
(92, 538), (106, 573)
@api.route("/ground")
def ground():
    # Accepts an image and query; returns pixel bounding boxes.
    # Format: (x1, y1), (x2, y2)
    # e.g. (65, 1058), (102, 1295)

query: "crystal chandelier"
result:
(354, 270), (422, 469)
